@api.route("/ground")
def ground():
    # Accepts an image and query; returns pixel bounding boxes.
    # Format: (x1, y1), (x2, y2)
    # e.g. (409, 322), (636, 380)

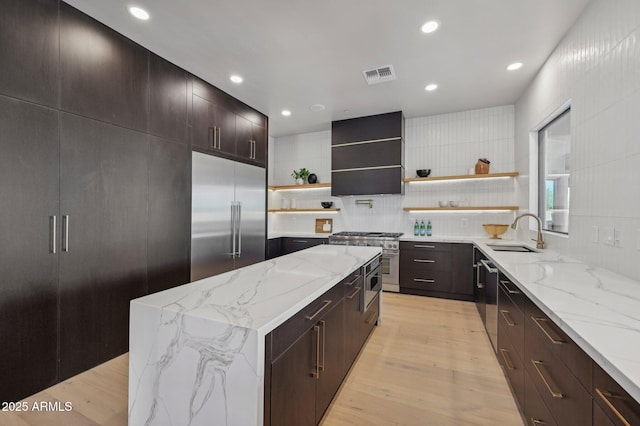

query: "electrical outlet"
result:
(461, 218), (469, 228)
(603, 227), (615, 246)
(591, 226), (599, 243)
(614, 228), (623, 248)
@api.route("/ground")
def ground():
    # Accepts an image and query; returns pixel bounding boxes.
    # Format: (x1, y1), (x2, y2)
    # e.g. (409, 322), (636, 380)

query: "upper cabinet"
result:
(192, 78), (268, 167)
(0, 0), (60, 108)
(59, 3), (150, 133)
(331, 111), (404, 196)
(149, 54), (188, 144)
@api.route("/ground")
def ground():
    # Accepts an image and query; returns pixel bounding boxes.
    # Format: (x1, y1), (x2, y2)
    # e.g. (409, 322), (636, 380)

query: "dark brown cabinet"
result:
(192, 95), (236, 155)
(236, 116), (267, 165)
(149, 54), (188, 144)
(265, 266), (380, 426)
(267, 238), (282, 259)
(0, 96), (60, 402)
(0, 0), (59, 108)
(399, 242), (473, 300)
(282, 237), (328, 255)
(331, 111), (404, 196)
(58, 113), (149, 379)
(59, 3), (150, 133)
(592, 362), (640, 426)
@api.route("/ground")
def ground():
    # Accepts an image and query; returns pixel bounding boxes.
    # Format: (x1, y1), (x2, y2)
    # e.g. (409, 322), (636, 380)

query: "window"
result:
(538, 109), (570, 234)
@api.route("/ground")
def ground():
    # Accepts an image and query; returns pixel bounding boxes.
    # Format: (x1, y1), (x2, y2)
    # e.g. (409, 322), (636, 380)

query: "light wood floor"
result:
(2, 293), (522, 426)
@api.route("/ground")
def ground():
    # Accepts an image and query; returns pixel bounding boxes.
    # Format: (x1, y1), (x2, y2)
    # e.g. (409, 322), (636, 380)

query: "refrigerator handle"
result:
(236, 202), (242, 257)
(230, 203), (236, 259)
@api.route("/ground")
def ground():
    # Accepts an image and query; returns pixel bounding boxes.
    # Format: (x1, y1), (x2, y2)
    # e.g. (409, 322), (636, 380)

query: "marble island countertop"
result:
(128, 245), (381, 425)
(401, 234), (640, 402)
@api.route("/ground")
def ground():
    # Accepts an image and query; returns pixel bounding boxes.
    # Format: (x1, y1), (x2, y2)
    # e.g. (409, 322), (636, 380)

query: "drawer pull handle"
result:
(413, 259), (435, 263)
(500, 280), (521, 294)
(531, 316), (566, 344)
(414, 278), (435, 283)
(414, 244), (435, 248)
(500, 310), (516, 327)
(305, 300), (332, 321)
(531, 360), (563, 398)
(293, 240), (308, 243)
(311, 325), (320, 379)
(500, 349), (515, 370)
(347, 287), (361, 300)
(530, 418), (547, 425)
(595, 388), (633, 426)
(346, 275), (361, 286)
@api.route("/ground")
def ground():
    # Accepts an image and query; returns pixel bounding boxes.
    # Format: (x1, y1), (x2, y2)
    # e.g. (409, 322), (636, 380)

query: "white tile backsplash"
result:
(514, 0), (640, 281)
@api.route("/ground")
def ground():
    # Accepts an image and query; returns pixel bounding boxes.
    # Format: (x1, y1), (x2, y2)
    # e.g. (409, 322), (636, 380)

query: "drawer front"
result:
(270, 280), (345, 360)
(498, 336), (525, 411)
(524, 370), (558, 426)
(400, 269), (451, 292)
(498, 285), (525, 362)
(400, 241), (451, 253)
(526, 299), (592, 390)
(361, 293), (380, 338)
(525, 321), (592, 426)
(593, 401), (617, 426)
(400, 249), (451, 273)
(592, 362), (640, 426)
(498, 273), (525, 313)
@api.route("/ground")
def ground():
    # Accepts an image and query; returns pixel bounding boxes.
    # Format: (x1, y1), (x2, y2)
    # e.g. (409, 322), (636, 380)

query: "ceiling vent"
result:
(362, 65), (396, 85)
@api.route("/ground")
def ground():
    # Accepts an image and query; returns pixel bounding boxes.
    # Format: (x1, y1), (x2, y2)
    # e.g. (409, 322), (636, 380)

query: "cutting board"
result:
(315, 218), (333, 234)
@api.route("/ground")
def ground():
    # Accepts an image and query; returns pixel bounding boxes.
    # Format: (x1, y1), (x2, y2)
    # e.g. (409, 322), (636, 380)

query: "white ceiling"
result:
(64, 0), (590, 137)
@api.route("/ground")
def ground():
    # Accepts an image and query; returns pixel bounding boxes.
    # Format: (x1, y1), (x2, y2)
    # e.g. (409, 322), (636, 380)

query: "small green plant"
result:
(291, 168), (310, 182)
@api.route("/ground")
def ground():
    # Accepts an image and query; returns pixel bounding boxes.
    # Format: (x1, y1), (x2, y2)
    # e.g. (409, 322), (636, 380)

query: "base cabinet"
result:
(282, 237), (328, 255)
(265, 268), (379, 426)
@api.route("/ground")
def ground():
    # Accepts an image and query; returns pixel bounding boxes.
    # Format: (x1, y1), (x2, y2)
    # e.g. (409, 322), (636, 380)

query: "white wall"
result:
(269, 105), (517, 238)
(514, 0), (640, 281)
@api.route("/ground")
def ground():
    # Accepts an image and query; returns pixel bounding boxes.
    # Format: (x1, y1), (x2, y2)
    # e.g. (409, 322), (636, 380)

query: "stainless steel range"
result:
(328, 231), (402, 293)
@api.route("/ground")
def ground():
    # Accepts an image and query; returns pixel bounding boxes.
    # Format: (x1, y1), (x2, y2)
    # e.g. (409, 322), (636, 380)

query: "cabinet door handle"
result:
(293, 240), (308, 243)
(217, 127), (222, 149)
(249, 140), (253, 159)
(413, 259), (435, 263)
(531, 360), (563, 398)
(500, 310), (516, 327)
(347, 287), (361, 300)
(50, 215), (56, 254)
(500, 280), (521, 294)
(319, 320), (326, 372)
(414, 244), (435, 248)
(305, 300), (332, 321)
(530, 418), (547, 425)
(477, 283), (485, 289)
(500, 349), (515, 370)
(311, 324), (320, 379)
(531, 316), (565, 344)
(480, 259), (498, 273)
(208, 127), (215, 149)
(346, 275), (361, 286)
(595, 388), (633, 426)
(414, 278), (435, 283)
(62, 215), (69, 252)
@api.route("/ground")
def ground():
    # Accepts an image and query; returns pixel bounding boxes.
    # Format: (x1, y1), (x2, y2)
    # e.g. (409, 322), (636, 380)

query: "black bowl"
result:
(416, 169), (431, 178)
(321, 202), (334, 209)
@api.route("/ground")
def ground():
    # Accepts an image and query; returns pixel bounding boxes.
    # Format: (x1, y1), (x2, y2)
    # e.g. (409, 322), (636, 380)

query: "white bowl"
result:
(438, 201), (448, 207)
(449, 201), (459, 207)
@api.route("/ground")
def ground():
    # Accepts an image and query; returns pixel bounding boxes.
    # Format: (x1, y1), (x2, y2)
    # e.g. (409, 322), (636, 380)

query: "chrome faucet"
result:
(511, 213), (545, 249)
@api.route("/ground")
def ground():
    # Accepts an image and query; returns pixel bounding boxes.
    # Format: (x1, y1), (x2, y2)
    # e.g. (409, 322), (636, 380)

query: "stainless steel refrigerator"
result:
(191, 151), (266, 281)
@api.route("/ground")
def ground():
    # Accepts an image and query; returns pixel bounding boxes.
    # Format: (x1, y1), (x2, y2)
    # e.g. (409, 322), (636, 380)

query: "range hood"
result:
(331, 111), (405, 196)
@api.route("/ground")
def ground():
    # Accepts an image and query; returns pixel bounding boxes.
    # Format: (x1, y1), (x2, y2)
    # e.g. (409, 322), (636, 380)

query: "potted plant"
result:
(291, 168), (310, 185)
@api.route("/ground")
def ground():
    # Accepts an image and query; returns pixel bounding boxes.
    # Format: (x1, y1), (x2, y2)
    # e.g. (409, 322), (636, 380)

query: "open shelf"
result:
(268, 208), (340, 213)
(268, 183), (331, 191)
(403, 206), (519, 212)
(404, 172), (519, 183)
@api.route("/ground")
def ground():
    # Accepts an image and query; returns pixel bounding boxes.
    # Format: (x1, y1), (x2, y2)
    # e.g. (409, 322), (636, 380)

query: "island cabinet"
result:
(281, 237), (329, 255)
(265, 269), (379, 426)
(399, 242), (473, 301)
(592, 360), (640, 425)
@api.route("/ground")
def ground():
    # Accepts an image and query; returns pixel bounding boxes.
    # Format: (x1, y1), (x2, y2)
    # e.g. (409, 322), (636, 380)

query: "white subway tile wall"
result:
(515, 0), (640, 281)
(269, 106), (517, 237)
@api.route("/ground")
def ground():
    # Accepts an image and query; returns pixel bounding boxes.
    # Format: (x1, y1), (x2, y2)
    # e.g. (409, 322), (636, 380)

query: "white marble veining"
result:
(128, 245), (381, 426)
(401, 235), (640, 402)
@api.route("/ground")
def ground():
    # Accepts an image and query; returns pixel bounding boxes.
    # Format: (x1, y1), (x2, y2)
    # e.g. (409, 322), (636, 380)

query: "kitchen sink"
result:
(486, 244), (537, 253)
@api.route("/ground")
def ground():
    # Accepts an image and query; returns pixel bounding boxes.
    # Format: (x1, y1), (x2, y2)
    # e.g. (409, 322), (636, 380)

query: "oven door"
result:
(363, 262), (382, 312)
(380, 252), (399, 291)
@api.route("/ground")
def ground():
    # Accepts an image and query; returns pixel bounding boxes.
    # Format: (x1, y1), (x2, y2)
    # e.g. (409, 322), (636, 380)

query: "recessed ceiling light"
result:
(425, 83), (438, 91)
(309, 104), (325, 112)
(230, 75), (243, 84)
(421, 20), (439, 34)
(507, 62), (523, 71)
(129, 6), (149, 20)
(281, 110), (292, 117)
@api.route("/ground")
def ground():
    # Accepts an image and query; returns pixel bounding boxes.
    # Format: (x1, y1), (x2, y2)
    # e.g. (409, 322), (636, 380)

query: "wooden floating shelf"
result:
(268, 208), (340, 213)
(268, 183), (331, 191)
(404, 172), (519, 183)
(403, 206), (519, 212)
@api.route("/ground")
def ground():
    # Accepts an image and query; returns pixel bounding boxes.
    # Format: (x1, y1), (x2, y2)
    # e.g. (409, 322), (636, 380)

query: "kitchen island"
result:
(128, 245), (381, 426)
